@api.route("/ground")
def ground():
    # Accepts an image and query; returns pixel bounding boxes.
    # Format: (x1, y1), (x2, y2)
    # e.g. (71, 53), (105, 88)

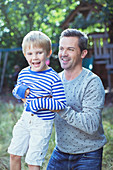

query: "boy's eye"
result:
(38, 52), (42, 54)
(35, 51), (43, 55)
(27, 52), (32, 55)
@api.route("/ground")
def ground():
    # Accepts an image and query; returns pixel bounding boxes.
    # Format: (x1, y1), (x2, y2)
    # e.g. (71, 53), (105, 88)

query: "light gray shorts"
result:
(8, 111), (53, 166)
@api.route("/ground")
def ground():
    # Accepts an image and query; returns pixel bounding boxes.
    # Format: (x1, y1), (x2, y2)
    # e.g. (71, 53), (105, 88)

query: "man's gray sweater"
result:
(55, 67), (107, 154)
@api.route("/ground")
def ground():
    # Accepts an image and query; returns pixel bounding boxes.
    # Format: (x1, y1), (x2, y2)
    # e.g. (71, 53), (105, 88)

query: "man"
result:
(47, 28), (107, 170)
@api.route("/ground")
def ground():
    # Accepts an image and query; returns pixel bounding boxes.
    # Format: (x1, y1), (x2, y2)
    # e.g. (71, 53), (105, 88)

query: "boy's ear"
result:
(47, 49), (52, 58)
(49, 49), (52, 56)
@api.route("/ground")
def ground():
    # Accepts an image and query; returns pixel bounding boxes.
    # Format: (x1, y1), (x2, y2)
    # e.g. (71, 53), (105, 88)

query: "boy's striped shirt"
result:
(13, 66), (66, 120)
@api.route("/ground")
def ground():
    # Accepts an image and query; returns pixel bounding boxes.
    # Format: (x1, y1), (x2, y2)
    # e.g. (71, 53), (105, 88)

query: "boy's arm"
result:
(12, 83), (29, 99)
(26, 80), (66, 112)
(12, 69), (30, 101)
(12, 73), (29, 99)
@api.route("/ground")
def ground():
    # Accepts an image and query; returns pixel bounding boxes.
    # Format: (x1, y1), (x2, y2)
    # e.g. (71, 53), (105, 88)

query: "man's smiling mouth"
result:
(61, 57), (70, 62)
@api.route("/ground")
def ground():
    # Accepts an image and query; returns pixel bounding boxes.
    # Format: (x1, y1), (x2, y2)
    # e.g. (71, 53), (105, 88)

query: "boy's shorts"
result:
(8, 111), (53, 166)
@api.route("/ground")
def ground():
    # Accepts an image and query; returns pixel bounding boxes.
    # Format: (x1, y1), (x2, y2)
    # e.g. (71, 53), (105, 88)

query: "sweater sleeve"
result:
(26, 80), (66, 112)
(58, 77), (105, 135)
(12, 72), (28, 99)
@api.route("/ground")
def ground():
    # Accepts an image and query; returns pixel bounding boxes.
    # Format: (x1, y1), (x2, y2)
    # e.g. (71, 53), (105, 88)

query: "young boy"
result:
(8, 31), (66, 170)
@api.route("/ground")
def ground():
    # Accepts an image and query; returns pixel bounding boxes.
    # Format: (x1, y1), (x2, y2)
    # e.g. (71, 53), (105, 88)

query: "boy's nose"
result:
(33, 53), (38, 59)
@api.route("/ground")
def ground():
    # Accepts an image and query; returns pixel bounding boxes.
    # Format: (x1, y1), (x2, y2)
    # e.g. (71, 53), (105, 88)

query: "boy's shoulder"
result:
(48, 67), (58, 75)
(20, 66), (30, 72)
(18, 66), (30, 75)
(48, 67), (62, 81)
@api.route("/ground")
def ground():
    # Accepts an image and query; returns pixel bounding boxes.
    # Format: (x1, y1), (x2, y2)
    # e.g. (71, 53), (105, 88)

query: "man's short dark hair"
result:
(60, 28), (88, 52)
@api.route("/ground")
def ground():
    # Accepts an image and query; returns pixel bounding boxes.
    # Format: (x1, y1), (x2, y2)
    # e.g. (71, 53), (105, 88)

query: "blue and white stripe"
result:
(13, 66), (66, 120)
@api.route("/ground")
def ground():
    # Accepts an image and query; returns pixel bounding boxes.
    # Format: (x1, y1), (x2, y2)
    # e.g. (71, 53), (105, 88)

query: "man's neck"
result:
(64, 66), (82, 81)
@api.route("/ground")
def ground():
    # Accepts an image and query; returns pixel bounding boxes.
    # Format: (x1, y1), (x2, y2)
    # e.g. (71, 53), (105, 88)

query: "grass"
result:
(0, 100), (113, 170)
(102, 106), (113, 170)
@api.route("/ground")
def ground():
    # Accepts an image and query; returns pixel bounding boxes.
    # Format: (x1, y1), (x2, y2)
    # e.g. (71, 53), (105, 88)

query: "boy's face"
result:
(24, 45), (50, 72)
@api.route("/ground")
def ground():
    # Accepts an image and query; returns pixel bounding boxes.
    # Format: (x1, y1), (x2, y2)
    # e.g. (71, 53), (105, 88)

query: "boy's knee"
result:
(28, 164), (40, 170)
(10, 154), (21, 161)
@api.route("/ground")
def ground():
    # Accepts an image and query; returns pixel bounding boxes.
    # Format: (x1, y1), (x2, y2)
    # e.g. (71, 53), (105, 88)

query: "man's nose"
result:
(62, 49), (67, 56)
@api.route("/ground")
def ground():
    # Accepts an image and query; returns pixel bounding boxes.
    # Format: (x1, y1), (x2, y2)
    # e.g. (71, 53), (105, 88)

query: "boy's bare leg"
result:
(10, 154), (21, 170)
(28, 165), (40, 170)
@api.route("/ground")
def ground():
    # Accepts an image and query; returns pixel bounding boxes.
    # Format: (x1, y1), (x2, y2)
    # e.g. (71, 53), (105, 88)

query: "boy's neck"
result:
(30, 65), (50, 72)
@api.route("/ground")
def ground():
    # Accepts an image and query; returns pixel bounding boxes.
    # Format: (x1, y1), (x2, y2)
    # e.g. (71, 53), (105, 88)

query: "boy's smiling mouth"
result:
(32, 61), (41, 67)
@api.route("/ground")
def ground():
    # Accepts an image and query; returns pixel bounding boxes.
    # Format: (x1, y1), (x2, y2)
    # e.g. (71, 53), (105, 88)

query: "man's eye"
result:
(69, 48), (74, 51)
(59, 48), (63, 51)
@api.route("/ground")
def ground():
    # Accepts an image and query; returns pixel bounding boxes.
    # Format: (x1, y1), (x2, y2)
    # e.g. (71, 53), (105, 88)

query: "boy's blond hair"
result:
(22, 31), (52, 56)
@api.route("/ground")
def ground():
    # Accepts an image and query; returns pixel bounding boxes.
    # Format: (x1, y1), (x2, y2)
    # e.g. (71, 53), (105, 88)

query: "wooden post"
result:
(0, 52), (8, 93)
(0, 52), (2, 64)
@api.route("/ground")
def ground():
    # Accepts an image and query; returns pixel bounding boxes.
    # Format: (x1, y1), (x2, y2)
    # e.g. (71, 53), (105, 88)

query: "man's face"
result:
(58, 36), (82, 71)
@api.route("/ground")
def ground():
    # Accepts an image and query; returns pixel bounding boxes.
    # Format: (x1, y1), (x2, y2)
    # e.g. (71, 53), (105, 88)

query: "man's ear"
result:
(81, 50), (88, 59)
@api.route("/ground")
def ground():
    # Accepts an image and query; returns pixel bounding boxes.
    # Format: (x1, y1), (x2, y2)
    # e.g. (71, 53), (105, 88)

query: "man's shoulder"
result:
(82, 67), (100, 80)
(82, 68), (104, 90)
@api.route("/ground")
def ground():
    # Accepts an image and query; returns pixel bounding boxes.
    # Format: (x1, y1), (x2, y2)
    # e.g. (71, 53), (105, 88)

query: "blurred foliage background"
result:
(0, 0), (113, 169)
(0, 0), (113, 79)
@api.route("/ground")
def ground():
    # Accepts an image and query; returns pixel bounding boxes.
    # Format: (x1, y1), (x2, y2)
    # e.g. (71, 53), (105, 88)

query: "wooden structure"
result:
(60, 2), (102, 29)
(106, 44), (113, 92)
(89, 33), (109, 64)
(88, 32), (113, 92)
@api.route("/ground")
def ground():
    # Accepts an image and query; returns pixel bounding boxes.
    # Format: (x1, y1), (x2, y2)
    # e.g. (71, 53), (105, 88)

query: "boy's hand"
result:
(25, 88), (30, 98)
(21, 88), (30, 103)
(21, 98), (26, 103)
